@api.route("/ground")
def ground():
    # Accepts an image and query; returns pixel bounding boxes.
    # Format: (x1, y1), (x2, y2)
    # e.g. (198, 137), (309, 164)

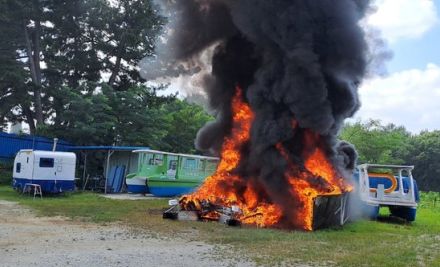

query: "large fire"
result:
(180, 86), (352, 231)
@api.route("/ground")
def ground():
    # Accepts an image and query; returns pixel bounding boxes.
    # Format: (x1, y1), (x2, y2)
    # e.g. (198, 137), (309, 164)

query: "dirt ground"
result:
(0, 200), (254, 267)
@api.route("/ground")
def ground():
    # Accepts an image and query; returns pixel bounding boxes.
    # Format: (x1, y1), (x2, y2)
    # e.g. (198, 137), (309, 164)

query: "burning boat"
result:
(165, 87), (352, 230)
(145, 0), (374, 230)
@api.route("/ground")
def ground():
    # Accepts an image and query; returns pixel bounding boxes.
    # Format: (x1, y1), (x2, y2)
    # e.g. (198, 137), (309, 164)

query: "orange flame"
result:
(181, 86), (351, 230)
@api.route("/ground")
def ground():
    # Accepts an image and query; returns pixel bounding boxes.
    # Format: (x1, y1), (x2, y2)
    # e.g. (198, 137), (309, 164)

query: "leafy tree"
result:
(340, 120), (440, 191)
(405, 131), (440, 191)
(0, 0), (46, 132)
(40, 85), (213, 154)
(340, 119), (411, 164)
(40, 86), (117, 145)
(41, 84), (176, 146)
(0, 161), (13, 185)
(0, 49), (29, 131)
(104, 84), (176, 147)
(159, 99), (214, 154)
(0, 0), (165, 133)
(43, 0), (164, 90)
(1, 0), (214, 155)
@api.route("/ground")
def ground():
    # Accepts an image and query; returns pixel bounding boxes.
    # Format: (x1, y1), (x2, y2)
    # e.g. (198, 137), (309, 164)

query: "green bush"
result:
(419, 191), (440, 209)
(0, 162), (12, 185)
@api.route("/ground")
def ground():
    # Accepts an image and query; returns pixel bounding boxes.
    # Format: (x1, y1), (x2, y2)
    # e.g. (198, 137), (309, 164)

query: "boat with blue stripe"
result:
(126, 150), (218, 197)
(353, 164), (419, 221)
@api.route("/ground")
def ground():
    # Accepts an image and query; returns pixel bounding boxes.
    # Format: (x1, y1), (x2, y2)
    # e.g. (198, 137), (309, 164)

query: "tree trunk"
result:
(23, 8), (44, 128)
(22, 105), (36, 135)
(32, 18), (44, 125)
(108, 29), (126, 88)
(107, 1), (125, 88)
(23, 23), (38, 83)
(108, 56), (122, 87)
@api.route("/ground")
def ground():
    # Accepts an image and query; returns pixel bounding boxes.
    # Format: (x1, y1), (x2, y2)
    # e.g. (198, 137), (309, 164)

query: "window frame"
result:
(39, 157), (55, 168)
(16, 162), (21, 173)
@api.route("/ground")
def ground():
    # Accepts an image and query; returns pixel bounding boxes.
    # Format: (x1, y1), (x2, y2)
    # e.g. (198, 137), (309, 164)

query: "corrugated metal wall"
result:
(106, 151), (139, 178)
(0, 132), (73, 161)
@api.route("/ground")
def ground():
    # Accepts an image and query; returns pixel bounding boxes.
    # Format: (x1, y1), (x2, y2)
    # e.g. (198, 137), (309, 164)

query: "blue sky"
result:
(353, 0), (440, 133)
(388, 27), (440, 72)
(387, 1), (440, 73)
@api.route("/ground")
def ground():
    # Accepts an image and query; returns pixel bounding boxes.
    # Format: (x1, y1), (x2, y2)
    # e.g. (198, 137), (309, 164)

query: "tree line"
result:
(0, 0), (213, 154)
(340, 120), (440, 192)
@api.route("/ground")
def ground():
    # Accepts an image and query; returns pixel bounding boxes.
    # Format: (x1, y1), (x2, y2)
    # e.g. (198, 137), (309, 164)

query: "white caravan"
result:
(12, 150), (76, 193)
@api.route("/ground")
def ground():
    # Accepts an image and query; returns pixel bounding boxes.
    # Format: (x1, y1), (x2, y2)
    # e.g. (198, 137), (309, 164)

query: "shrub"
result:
(0, 162), (13, 185)
(419, 191), (440, 209)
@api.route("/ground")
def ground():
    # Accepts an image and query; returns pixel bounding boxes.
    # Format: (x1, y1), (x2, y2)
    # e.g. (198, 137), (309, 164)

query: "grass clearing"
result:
(1, 185), (439, 266)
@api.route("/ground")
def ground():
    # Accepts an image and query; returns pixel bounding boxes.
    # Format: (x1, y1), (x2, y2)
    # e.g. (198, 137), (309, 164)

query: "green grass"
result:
(1, 185), (439, 266)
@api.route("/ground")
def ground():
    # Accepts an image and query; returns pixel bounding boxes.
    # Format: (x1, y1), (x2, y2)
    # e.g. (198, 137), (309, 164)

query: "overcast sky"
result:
(355, 0), (440, 132)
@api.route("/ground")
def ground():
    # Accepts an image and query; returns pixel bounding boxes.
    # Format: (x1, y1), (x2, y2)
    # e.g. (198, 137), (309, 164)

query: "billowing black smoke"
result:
(151, 0), (369, 172)
(147, 0), (373, 228)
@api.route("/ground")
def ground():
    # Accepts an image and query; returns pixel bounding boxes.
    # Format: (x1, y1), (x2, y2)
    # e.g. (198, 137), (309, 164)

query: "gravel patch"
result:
(0, 200), (254, 267)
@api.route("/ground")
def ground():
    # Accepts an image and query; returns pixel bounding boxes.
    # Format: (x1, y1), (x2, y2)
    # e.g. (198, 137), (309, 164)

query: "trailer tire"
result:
(389, 206), (417, 222)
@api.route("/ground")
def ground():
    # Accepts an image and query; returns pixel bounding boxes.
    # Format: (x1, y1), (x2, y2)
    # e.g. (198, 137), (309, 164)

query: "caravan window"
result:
(148, 154), (163, 166)
(183, 158), (197, 170)
(40, 158), (54, 168)
(16, 163), (21, 173)
(143, 153), (153, 165)
(168, 160), (177, 170)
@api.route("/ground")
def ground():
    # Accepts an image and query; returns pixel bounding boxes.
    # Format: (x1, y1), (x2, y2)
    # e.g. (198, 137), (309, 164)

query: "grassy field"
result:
(0, 185), (439, 267)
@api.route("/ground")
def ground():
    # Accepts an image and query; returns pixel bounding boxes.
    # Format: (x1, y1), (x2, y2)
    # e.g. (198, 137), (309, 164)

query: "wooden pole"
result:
(82, 152), (87, 191)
